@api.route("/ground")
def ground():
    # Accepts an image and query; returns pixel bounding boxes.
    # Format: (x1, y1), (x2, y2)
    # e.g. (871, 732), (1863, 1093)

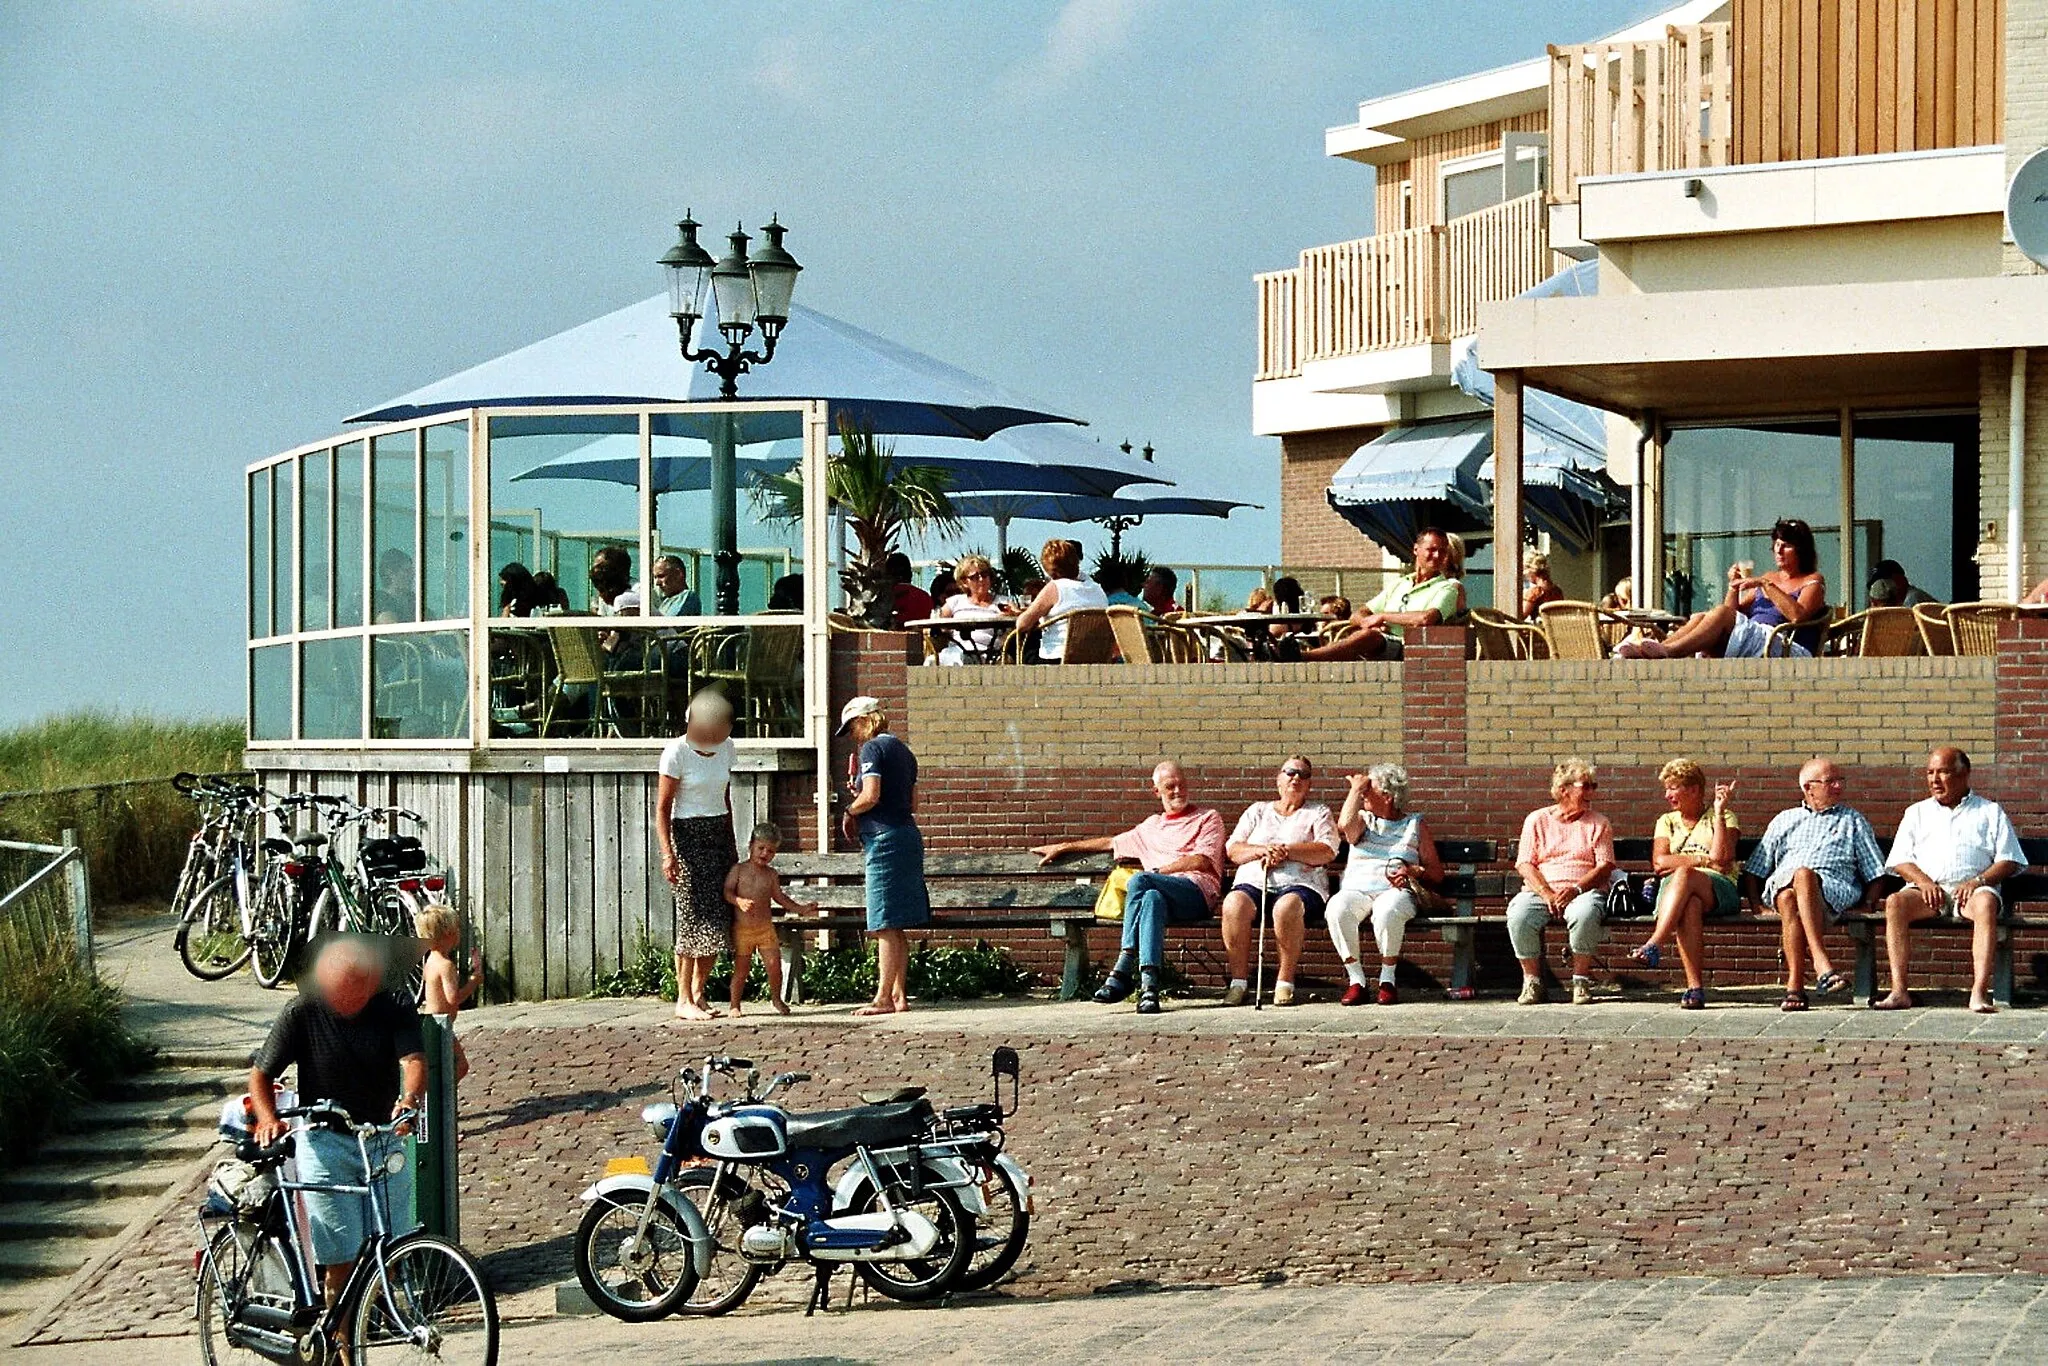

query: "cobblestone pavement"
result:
(12, 1275), (2048, 1364)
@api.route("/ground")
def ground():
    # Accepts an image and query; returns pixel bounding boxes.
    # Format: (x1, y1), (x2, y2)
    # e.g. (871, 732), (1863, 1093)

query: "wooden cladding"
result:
(1549, 25), (1734, 203)
(1732, 0), (2004, 163)
(1374, 112), (1547, 231)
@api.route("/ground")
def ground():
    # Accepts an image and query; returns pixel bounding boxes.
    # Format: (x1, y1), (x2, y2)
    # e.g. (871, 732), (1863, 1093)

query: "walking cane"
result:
(1253, 873), (1271, 1011)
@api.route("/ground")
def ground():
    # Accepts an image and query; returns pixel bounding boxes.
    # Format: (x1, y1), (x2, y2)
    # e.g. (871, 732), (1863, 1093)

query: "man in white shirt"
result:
(1874, 747), (2026, 1014)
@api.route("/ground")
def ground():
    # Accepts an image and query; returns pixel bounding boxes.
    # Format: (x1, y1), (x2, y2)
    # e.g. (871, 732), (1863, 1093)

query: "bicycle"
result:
(195, 1100), (498, 1365)
(174, 776), (297, 985)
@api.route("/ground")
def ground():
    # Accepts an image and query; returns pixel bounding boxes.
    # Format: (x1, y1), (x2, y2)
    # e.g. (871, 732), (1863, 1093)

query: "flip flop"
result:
(1779, 992), (1810, 1012)
(1814, 971), (1849, 996)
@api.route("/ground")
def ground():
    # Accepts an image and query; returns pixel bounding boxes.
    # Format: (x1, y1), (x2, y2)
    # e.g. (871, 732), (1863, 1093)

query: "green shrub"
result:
(591, 935), (1037, 1003)
(0, 955), (155, 1172)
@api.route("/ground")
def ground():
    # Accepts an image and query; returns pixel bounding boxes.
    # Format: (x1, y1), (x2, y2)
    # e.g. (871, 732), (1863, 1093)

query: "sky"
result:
(0, 0), (1659, 724)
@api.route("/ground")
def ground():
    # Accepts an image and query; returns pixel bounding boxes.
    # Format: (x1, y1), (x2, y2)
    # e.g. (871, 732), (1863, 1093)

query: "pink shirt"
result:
(1112, 807), (1228, 908)
(1516, 805), (1615, 890)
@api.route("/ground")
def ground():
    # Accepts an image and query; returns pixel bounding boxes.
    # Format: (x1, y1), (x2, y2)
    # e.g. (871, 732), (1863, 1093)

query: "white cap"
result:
(836, 695), (882, 736)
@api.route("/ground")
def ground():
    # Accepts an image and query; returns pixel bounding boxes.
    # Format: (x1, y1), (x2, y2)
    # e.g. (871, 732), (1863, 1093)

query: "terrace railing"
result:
(1548, 22), (1732, 204)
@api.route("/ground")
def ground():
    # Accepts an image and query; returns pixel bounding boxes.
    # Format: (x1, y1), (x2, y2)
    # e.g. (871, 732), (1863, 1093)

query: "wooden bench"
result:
(774, 840), (1508, 999)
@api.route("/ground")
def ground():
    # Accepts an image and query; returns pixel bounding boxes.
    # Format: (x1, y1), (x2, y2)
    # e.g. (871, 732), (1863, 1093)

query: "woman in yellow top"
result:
(1628, 758), (1739, 1010)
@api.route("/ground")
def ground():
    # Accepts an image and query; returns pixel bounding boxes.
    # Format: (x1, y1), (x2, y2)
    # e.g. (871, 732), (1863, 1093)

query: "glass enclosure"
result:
(247, 402), (825, 750)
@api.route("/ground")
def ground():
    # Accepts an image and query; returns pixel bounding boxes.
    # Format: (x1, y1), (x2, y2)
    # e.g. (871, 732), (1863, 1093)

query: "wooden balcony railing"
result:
(1548, 22), (1731, 204)
(1254, 192), (1549, 382)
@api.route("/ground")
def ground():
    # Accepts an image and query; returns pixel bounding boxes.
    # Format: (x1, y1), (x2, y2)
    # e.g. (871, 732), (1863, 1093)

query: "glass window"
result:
(334, 441), (366, 628)
(249, 468), (273, 639)
(487, 414), (639, 615)
(250, 644), (292, 741)
(1853, 423), (1959, 607)
(271, 460), (294, 639)
(373, 430), (419, 624)
(300, 449), (331, 631)
(1443, 158), (1503, 221)
(301, 636), (363, 740)
(423, 422), (469, 621)
(655, 413), (807, 616)
(486, 622), (801, 740)
(373, 631), (469, 740)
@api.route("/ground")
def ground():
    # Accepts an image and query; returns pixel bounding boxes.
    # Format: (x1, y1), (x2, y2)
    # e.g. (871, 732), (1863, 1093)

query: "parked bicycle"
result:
(172, 774), (298, 986)
(195, 1098), (498, 1365)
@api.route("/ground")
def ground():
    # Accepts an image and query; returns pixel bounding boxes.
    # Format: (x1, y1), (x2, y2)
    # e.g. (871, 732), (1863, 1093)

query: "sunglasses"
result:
(964, 570), (992, 580)
(1279, 767), (1311, 780)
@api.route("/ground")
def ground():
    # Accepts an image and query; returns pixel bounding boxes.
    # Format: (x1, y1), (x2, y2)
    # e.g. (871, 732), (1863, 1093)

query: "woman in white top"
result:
(1325, 763), (1443, 1007)
(1012, 538), (1108, 662)
(1217, 756), (1339, 1007)
(655, 688), (737, 1021)
(932, 553), (1017, 665)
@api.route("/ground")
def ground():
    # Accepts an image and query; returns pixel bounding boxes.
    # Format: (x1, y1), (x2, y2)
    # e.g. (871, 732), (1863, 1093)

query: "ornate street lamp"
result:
(659, 212), (803, 612)
(1097, 442), (1158, 559)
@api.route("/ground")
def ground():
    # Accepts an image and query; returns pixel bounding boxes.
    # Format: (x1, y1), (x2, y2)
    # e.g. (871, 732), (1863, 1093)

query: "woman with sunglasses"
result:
(1616, 518), (1826, 659)
(1506, 758), (1616, 1005)
(932, 553), (1017, 665)
(1217, 757), (1339, 1007)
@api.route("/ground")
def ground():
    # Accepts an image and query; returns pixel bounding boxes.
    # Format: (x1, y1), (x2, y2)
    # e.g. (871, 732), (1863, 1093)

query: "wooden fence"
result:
(1549, 23), (1733, 204)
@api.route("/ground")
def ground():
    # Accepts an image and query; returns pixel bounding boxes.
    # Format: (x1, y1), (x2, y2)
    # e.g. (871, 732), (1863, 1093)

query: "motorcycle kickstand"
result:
(805, 1262), (833, 1317)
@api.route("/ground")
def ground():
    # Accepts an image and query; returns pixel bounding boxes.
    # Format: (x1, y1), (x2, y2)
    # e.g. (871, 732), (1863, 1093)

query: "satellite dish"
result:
(2010, 147), (2048, 269)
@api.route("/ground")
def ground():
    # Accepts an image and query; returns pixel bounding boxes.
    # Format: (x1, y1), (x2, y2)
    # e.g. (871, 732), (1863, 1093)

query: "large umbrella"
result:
(945, 485), (1256, 561)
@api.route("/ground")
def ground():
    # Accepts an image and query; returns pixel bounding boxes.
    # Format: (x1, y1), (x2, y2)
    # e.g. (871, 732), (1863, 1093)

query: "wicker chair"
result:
(1468, 607), (1547, 660)
(1822, 606), (1923, 657)
(1105, 607), (1157, 663)
(1944, 601), (2020, 657)
(699, 626), (804, 736)
(1054, 609), (1118, 664)
(1536, 600), (1611, 661)
(1913, 601), (1954, 656)
(1146, 621), (1205, 663)
(542, 625), (669, 738)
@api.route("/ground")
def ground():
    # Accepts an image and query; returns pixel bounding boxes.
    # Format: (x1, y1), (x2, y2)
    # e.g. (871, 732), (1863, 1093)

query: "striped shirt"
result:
(1745, 802), (1886, 914)
(1338, 812), (1426, 894)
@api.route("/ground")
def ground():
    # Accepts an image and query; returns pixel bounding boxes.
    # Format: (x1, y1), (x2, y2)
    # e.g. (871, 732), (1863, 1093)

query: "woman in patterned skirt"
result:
(656, 689), (738, 1020)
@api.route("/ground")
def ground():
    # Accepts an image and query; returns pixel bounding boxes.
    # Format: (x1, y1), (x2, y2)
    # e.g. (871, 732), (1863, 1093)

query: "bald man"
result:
(1874, 747), (2024, 1013)
(1744, 758), (1886, 1010)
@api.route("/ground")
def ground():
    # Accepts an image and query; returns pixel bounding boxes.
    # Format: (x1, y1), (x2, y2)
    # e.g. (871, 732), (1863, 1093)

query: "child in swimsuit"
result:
(415, 905), (478, 1080)
(721, 821), (818, 1016)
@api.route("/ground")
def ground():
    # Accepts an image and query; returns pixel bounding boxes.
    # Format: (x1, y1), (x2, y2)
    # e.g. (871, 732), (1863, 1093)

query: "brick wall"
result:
(1279, 427), (1387, 566)
(2006, 0), (2048, 276)
(1977, 349), (2048, 592)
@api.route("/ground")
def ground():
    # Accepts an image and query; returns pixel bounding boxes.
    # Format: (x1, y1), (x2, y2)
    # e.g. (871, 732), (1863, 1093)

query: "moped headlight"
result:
(641, 1101), (679, 1142)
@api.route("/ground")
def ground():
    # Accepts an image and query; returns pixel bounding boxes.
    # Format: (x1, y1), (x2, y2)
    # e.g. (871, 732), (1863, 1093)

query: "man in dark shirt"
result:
(250, 937), (425, 1306)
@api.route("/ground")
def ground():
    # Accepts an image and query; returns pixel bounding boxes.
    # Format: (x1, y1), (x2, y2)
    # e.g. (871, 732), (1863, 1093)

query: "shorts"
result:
(295, 1125), (416, 1266)
(1233, 882), (1328, 920)
(1705, 870), (1740, 917)
(1725, 612), (1812, 659)
(732, 915), (780, 958)
(1936, 880), (2007, 918)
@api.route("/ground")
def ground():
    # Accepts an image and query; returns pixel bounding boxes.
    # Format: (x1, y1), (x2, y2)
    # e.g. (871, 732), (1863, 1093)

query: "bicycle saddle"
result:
(260, 838), (292, 856)
(293, 832), (327, 849)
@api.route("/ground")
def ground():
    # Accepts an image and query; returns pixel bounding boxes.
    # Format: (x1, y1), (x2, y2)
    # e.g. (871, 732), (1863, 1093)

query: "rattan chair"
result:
(1822, 607), (1923, 657)
(1145, 621), (1205, 663)
(1104, 607), (1156, 663)
(1536, 600), (1610, 661)
(1469, 607), (1548, 660)
(1913, 601), (1954, 656)
(699, 626), (804, 736)
(542, 625), (669, 738)
(1944, 601), (2020, 657)
(1054, 609), (1118, 664)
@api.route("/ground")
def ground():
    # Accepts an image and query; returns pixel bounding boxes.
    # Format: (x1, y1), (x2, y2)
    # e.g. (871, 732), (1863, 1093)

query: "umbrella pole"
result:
(711, 412), (740, 613)
(995, 515), (1010, 570)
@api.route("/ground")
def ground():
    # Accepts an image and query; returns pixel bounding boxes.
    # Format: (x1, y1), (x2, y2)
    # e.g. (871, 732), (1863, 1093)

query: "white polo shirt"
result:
(1885, 791), (2026, 887)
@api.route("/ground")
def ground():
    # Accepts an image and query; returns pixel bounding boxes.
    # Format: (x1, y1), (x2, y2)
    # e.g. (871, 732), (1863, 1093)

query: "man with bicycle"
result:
(249, 937), (426, 1308)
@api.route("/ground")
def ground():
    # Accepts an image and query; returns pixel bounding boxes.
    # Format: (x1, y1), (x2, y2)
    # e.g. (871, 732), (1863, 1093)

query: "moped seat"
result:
(782, 1098), (932, 1151)
(858, 1086), (927, 1105)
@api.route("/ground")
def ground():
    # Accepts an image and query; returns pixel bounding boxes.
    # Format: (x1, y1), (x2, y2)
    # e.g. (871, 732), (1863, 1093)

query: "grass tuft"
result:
(590, 935), (1037, 1004)
(0, 954), (155, 1172)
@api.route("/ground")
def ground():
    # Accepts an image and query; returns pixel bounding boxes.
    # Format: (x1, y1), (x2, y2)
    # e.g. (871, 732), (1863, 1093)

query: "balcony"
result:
(1547, 23), (1732, 205)
(1254, 192), (1549, 383)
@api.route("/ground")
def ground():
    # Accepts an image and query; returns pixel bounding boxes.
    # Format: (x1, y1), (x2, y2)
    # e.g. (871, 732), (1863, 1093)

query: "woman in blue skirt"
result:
(838, 696), (930, 1015)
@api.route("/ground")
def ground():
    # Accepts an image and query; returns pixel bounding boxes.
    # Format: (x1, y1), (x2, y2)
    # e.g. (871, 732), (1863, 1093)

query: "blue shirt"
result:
(1744, 802), (1886, 914)
(857, 733), (917, 835)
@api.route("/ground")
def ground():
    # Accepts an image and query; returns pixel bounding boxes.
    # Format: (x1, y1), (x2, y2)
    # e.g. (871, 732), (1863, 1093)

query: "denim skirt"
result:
(862, 822), (932, 932)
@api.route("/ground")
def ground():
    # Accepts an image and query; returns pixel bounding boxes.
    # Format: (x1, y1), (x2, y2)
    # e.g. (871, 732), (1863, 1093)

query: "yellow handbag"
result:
(1093, 863), (1139, 922)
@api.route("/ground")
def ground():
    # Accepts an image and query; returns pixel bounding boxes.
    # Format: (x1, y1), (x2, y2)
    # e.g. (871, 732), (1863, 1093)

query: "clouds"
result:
(1013, 0), (1157, 90)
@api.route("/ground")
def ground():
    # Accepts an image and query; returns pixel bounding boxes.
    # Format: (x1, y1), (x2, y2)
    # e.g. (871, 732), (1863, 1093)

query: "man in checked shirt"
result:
(1744, 757), (1886, 1011)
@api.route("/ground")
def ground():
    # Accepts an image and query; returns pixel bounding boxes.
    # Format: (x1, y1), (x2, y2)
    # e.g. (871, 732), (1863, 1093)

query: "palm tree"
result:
(751, 417), (962, 625)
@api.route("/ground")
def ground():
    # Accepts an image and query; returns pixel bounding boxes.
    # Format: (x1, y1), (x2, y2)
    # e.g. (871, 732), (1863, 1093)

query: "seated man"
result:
(1031, 760), (1227, 1015)
(1507, 758), (1615, 1005)
(1141, 566), (1180, 618)
(1217, 757), (1339, 1007)
(1874, 747), (2024, 1014)
(1302, 527), (1463, 661)
(649, 554), (703, 617)
(886, 552), (934, 628)
(1744, 757), (1886, 1010)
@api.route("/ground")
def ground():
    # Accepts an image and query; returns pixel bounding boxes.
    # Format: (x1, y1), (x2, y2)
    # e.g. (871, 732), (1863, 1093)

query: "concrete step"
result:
(36, 1126), (219, 1164)
(0, 1275), (50, 1320)
(0, 1196), (154, 1243)
(0, 1159), (186, 1204)
(155, 1048), (260, 1071)
(0, 1237), (95, 1282)
(102, 1069), (244, 1103)
(62, 1095), (222, 1135)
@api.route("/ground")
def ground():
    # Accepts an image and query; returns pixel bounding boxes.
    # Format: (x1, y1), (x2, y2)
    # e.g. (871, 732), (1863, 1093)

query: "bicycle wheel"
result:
(953, 1160), (1030, 1292)
(352, 1234), (498, 1366)
(170, 836), (218, 924)
(850, 1181), (974, 1302)
(573, 1189), (699, 1322)
(195, 1224), (282, 1366)
(249, 868), (301, 989)
(179, 874), (253, 980)
(671, 1166), (767, 1316)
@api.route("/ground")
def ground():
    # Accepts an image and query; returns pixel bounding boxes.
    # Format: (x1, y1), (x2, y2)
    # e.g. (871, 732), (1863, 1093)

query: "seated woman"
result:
(1218, 757), (1340, 1006)
(1521, 553), (1564, 620)
(1627, 759), (1741, 1010)
(1324, 764), (1442, 1005)
(1031, 761), (1226, 1015)
(1616, 518), (1826, 659)
(1599, 577), (1633, 612)
(1012, 538), (1108, 662)
(931, 553), (1015, 665)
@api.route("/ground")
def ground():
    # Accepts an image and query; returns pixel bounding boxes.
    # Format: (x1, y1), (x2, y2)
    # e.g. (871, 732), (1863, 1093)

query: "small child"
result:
(415, 906), (479, 1080)
(722, 821), (818, 1016)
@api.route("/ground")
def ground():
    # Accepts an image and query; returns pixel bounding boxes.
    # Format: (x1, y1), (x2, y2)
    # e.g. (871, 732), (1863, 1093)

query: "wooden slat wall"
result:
(1733, 0), (2003, 163)
(1372, 112), (1548, 231)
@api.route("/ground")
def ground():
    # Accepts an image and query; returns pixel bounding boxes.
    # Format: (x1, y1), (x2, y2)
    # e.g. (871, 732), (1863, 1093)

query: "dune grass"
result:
(0, 711), (243, 904)
(0, 952), (154, 1172)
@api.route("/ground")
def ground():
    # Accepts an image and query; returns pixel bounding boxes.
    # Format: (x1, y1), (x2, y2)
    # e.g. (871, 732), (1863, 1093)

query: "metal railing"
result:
(0, 832), (93, 973)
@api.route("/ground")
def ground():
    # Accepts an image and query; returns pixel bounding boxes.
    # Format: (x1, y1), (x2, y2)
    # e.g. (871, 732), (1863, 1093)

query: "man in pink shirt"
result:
(1033, 760), (1227, 1015)
(1507, 758), (1617, 1005)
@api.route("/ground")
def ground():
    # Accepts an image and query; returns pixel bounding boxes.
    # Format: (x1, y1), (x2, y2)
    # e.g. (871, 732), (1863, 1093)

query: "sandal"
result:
(1779, 991), (1810, 1012)
(1679, 988), (1706, 1010)
(1135, 987), (1161, 1015)
(1814, 970), (1849, 996)
(1093, 975), (1133, 1005)
(1627, 944), (1662, 970)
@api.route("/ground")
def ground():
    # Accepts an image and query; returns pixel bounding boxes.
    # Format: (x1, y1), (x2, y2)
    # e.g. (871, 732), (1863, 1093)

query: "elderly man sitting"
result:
(1874, 747), (2025, 1014)
(1745, 757), (1887, 1011)
(1032, 761), (1227, 1016)
(1508, 758), (1616, 1005)
(1301, 527), (1464, 662)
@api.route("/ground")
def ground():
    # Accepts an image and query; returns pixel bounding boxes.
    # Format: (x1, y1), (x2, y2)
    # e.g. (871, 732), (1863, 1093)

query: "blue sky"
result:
(0, 0), (1655, 723)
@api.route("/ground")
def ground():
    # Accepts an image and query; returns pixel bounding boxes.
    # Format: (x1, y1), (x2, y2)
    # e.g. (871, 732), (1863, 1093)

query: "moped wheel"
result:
(952, 1160), (1030, 1292)
(850, 1181), (974, 1302)
(671, 1166), (766, 1316)
(352, 1234), (498, 1366)
(249, 870), (300, 989)
(573, 1191), (699, 1322)
(179, 875), (252, 980)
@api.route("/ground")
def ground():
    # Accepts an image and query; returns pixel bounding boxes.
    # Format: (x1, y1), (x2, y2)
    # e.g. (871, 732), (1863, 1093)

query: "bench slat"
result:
(801, 881), (1102, 911)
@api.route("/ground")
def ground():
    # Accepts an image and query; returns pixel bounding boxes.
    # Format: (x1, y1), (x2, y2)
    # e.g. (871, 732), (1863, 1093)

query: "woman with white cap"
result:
(838, 695), (931, 1014)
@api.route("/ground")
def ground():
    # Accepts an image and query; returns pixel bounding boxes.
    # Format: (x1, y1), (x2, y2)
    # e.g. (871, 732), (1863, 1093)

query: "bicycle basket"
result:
(207, 1158), (278, 1220)
(360, 835), (429, 878)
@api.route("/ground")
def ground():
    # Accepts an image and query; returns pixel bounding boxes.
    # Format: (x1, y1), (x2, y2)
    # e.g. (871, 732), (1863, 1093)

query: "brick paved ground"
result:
(24, 995), (2048, 1346)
